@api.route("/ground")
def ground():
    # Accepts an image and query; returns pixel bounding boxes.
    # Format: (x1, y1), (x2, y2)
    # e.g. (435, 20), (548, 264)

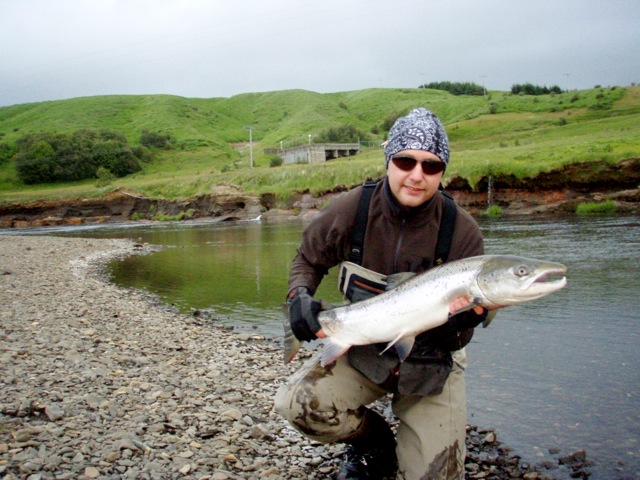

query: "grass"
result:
(484, 205), (504, 217)
(1, 85), (639, 205)
(576, 200), (618, 215)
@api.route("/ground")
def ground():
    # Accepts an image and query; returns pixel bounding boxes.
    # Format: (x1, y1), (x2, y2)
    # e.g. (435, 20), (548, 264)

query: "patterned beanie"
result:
(384, 107), (450, 168)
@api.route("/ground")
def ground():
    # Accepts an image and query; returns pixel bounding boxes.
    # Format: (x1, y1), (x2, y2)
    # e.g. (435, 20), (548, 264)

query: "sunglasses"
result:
(391, 156), (445, 175)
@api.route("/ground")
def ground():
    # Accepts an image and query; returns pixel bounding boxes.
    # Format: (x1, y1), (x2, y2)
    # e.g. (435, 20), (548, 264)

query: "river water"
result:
(3, 215), (639, 479)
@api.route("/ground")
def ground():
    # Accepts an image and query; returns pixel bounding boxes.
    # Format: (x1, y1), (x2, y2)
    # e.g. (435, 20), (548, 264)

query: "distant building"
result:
(264, 143), (360, 164)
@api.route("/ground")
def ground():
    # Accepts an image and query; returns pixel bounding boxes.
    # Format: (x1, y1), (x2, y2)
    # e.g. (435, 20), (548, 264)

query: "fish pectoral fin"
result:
(384, 272), (416, 290)
(282, 303), (302, 364)
(449, 297), (482, 317)
(320, 339), (351, 367)
(380, 334), (416, 362)
(482, 310), (497, 328)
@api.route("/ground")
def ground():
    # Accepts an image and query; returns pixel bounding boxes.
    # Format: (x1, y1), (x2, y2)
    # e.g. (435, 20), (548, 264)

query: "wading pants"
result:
(274, 349), (468, 480)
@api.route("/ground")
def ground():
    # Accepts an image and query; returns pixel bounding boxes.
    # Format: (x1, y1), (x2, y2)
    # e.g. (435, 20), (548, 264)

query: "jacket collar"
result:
(382, 177), (440, 225)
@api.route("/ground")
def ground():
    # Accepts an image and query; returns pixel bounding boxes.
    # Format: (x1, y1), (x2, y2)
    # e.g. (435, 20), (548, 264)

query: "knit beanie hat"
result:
(384, 107), (450, 168)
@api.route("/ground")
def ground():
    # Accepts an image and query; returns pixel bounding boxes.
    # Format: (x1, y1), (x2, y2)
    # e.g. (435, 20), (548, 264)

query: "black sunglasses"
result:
(391, 156), (445, 175)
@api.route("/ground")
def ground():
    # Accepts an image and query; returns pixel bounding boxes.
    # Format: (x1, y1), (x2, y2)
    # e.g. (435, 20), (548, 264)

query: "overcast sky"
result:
(1, 0), (638, 107)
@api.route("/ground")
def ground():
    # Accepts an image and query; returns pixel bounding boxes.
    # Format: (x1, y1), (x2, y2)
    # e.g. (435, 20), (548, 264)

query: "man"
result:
(275, 108), (487, 480)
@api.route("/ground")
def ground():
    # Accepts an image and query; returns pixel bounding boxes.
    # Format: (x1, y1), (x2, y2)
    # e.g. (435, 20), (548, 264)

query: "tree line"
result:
(419, 81), (485, 96)
(9, 129), (171, 185)
(418, 81), (564, 96)
(510, 83), (564, 95)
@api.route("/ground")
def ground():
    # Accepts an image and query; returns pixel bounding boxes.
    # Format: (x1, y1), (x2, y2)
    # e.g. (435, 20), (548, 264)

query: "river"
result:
(3, 214), (639, 479)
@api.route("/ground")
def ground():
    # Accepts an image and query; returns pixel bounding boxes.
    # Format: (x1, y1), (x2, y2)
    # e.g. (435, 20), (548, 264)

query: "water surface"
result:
(4, 215), (638, 478)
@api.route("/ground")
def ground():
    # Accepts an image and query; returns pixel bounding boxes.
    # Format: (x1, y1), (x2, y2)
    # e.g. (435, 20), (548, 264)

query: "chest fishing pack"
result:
(338, 181), (457, 303)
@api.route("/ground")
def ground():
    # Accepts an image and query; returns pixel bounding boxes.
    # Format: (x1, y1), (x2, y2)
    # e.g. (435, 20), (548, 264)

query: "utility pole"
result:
(243, 126), (254, 167)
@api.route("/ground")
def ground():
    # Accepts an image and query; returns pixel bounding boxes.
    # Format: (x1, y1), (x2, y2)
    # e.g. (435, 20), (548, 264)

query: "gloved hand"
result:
(287, 286), (323, 342)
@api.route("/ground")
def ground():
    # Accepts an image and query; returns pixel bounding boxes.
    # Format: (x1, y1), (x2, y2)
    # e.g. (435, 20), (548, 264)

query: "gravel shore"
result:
(0, 236), (581, 479)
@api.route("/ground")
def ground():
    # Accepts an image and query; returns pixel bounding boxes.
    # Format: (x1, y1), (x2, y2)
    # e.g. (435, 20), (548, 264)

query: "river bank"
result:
(0, 236), (594, 479)
(1, 159), (639, 229)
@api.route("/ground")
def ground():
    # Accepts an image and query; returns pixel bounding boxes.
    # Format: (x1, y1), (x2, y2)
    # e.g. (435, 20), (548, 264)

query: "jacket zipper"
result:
(393, 218), (406, 272)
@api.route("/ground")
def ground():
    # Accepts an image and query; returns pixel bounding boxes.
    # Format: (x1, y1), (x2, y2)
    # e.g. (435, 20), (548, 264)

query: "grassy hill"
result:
(1, 85), (638, 204)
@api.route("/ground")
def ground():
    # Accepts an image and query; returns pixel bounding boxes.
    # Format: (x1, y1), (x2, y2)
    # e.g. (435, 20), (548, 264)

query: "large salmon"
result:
(284, 255), (567, 366)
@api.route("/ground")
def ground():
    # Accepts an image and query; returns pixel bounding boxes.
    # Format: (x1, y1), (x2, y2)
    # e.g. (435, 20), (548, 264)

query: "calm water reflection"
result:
(4, 215), (638, 478)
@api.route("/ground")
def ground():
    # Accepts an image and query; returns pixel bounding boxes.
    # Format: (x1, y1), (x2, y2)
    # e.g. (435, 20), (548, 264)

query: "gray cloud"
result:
(1, 0), (638, 107)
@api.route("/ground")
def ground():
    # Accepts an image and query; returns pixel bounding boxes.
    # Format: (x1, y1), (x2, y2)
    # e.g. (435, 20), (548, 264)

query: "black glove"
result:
(287, 287), (322, 342)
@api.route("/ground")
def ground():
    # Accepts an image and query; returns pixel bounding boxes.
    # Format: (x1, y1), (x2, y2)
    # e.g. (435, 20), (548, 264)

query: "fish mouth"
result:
(522, 265), (568, 291)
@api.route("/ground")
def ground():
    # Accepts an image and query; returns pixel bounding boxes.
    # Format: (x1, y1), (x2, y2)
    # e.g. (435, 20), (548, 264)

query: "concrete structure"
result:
(267, 143), (360, 165)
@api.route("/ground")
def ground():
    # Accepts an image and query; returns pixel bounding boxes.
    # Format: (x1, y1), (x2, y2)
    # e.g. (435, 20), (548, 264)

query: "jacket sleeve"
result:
(288, 188), (361, 294)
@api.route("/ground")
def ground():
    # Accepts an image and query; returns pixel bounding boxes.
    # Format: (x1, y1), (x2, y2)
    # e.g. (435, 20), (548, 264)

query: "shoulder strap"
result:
(348, 180), (378, 265)
(434, 191), (457, 266)
(349, 183), (457, 267)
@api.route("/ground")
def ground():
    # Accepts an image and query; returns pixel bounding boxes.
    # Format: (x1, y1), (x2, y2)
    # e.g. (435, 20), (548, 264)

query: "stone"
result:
(84, 466), (100, 478)
(0, 236), (573, 480)
(45, 404), (65, 421)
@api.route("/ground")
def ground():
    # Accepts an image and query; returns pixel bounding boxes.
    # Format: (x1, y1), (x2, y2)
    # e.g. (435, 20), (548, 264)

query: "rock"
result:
(84, 466), (100, 478)
(0, 236), (583, 480)
(559, 449), (587, 466)
(45, 404), (65, 421)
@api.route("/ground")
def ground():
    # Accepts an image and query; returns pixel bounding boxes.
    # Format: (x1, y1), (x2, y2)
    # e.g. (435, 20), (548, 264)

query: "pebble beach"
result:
(0, 235), (585, 479)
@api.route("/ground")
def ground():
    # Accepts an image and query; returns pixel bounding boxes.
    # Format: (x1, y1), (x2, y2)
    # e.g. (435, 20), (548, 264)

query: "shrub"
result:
(485, 205), (503, 217)
(576, 200), (617, 215)
(315, 124), (367, 143)
(0, 142), (16, 164)
(140, 130), (173, 149)
(419, 81), (485, 96)
(270, 155), (283, 167)
(511, 83), (564, 95)
(95, 166), (116, 187)
(14, 129), (141, 184)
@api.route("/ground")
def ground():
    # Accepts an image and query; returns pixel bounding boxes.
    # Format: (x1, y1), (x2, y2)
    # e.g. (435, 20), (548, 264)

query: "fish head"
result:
(474, 255), (567, 308)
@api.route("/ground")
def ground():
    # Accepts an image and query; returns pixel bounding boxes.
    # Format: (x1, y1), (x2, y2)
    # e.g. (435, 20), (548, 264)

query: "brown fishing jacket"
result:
(288, 178), (485, 395)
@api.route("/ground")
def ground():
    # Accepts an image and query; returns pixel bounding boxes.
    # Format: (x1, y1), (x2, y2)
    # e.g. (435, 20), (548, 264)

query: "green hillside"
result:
(1, 85), (638, 204)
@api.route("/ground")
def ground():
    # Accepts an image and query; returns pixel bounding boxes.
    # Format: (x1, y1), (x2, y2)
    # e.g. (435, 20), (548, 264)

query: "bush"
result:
(0, 142), (16, 164)
(511, 83), (564, 95)
(315, 124), (367, 143)
(140, 130), (173, 149)
(15, 129), (141, 184)
(484, 205), (503, 217)
(131, 144), (153, 162)
(419, 81), (485, 96)
(576, 200), (617, 215)
(270, 156), (283, 167)
(95, 166), (116, 187)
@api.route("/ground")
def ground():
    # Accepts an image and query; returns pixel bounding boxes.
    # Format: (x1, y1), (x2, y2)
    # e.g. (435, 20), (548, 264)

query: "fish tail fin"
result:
(282, 303), (302, 364)
(320, 339), (351, 367)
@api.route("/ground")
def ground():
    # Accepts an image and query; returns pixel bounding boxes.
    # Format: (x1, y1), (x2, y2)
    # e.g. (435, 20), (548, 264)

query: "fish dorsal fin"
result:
(384, 272), (416, 291)
(380, 333), (416, 362)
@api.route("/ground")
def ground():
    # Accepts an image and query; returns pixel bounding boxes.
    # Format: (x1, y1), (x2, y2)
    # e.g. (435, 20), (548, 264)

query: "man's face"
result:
(387, 149), (445, 208)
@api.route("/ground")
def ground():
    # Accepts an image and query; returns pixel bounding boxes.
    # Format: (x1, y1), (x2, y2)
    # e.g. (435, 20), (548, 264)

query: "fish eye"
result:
(514, 265), (529, 277)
